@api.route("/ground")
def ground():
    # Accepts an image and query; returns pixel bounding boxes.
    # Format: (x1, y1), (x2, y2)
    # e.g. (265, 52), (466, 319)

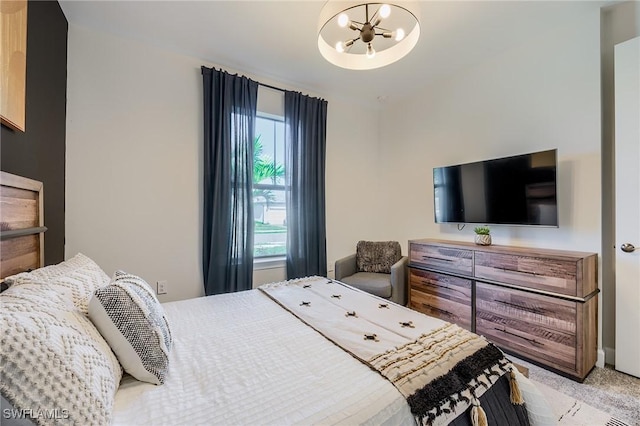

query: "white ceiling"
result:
(59, 1), (611, 104)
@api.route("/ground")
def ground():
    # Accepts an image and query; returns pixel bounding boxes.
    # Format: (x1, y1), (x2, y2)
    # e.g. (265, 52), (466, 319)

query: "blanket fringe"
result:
(509, 368), (524, 405)
(471, 399), (488, 426)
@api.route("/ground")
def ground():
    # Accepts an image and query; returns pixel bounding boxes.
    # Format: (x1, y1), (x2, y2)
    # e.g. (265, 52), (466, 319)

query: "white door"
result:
(614, 36), (640, 378)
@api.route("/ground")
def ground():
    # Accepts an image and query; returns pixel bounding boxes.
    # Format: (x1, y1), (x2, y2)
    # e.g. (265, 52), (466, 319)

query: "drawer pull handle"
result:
(495, 300), (545, 315)
(423, 303), (454, 318)
(500, 267), (537, 276)
(431, 283), (468, 298)
(495, 327), (542, 346)
(420, 255), (454, 263)
(420, 279), (468, 297)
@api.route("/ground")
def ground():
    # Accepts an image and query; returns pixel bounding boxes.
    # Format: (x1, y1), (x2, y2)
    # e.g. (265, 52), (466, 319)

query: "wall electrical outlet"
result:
(156, 280), (168, 295)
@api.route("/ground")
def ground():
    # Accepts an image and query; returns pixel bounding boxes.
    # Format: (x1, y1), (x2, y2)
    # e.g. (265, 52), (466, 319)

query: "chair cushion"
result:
(356, 241), (402, 274)
(340, 272), (392, 299)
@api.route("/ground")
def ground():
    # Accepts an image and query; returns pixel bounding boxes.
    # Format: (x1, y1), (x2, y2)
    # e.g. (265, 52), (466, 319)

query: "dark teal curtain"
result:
(202, 66), (258, 295)
(284, 91), (328, 279)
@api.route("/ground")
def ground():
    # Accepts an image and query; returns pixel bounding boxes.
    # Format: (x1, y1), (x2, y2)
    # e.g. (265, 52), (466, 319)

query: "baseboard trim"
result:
(597, 348), (607, 368)
(603, 347), (615, 366)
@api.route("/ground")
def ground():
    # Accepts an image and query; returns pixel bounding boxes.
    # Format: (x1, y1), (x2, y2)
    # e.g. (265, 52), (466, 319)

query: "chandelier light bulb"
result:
(379, 4), (391, 19)
(395, 28), (405, 41)
(366, 43), (376, 58)
(335, 41), (345, 53)
(338, 13), (349, 27)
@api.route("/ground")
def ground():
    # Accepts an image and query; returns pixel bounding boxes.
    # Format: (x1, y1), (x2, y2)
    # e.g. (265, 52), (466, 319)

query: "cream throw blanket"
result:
(260, 276), (524, 426)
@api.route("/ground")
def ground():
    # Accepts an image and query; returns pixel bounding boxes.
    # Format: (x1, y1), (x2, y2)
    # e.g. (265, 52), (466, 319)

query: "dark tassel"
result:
(509, 369), (524, 405)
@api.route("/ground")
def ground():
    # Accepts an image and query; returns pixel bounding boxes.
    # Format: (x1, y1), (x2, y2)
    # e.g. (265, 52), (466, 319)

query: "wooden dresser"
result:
(408, 238), (598, 381)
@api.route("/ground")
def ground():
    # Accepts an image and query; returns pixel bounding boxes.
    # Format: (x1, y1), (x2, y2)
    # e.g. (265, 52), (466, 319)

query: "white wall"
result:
(378, 9), (604, 352)
(380, 8), (601, 251)
(66, 24), (382, 302)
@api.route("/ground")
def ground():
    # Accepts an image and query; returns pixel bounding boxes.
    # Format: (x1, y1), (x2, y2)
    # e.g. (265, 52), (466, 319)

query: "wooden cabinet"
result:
(409, 243), (473, 275)
(410, 269), (473, 330)
(408, 239), (598, 381)
(474, 249), (597, 298)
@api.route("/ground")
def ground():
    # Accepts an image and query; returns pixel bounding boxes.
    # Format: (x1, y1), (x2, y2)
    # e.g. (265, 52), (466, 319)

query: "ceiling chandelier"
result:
(317, 1), (420, 70)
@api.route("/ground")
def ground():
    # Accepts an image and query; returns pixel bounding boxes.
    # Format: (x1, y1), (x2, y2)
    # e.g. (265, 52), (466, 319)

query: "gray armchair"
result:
(334, 241), (408, 306)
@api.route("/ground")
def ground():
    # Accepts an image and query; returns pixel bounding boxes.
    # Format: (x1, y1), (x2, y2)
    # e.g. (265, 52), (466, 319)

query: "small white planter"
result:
(475, 234), (492, 246)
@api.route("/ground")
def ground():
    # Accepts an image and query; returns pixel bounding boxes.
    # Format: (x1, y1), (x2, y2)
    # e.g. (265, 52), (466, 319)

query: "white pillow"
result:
(88, 271), (172, 385)
(0, 282), (123, 425)
(4, 253), (110, 315)
(513, 369), (556, 426)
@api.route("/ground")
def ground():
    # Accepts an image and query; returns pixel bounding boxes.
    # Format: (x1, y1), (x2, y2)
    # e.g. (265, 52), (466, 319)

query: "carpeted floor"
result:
(510, 357), (640, 426)
(531, 380), (629, 425)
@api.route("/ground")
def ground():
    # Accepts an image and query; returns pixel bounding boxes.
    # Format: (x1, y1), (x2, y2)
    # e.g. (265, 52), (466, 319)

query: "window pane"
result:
(275, 121), (285, 185)
(254, 189), (287, 257)
(254, 115), (286, 258)
(255, 117), (276, 184)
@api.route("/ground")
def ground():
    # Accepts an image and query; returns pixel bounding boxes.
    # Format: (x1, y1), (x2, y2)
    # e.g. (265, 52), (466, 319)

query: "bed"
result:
(0, 171), (46, 286)
(0, 172), (555, 426)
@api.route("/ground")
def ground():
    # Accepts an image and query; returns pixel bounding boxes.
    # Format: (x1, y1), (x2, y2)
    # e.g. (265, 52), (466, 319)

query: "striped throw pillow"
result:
(88, 271), (172, 385)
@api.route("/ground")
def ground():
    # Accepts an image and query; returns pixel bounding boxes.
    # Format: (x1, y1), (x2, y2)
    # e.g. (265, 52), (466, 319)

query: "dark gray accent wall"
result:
(1, 1), (68, 265)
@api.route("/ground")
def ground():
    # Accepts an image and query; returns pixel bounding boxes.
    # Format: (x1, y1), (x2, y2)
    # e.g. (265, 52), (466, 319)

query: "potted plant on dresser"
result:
(474, 226), (491, 245)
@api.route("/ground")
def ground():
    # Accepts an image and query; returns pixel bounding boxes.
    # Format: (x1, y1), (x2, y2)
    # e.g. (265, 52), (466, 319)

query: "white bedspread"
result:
(112, 289), (414, 425)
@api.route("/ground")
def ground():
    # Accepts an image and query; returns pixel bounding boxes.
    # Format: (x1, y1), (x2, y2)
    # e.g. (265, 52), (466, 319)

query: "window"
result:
(253, 115), (286, 257)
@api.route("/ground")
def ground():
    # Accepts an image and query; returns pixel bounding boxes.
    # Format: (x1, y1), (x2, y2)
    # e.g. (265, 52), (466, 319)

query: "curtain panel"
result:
(202, 66), (258, 295)
(284, 91), (328, 279)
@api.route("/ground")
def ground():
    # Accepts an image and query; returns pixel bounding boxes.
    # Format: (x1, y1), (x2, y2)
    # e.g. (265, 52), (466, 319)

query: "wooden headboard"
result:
(0, 171), (46, 282)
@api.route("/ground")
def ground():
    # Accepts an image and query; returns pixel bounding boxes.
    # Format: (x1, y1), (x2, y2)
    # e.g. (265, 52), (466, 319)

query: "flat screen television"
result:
(433, 149), (558, 226)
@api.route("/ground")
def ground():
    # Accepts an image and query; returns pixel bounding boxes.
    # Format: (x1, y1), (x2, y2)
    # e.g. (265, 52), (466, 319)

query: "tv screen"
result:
(433, 149), (558, 226)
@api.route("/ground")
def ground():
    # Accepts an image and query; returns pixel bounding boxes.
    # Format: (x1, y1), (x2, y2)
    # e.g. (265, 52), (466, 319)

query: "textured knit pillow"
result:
(356, 241), (402, 274)
(4, 253), (110, 315)
(88, 271), (172, 385)
(0, 282), (123, 426)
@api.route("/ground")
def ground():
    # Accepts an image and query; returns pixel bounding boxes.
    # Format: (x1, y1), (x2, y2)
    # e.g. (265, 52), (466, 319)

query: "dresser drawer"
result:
(409, 243), (473, 276)
(475, 251), (580, 297)
(475, 282), (577, 372)
(410, 269), (472, 330)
